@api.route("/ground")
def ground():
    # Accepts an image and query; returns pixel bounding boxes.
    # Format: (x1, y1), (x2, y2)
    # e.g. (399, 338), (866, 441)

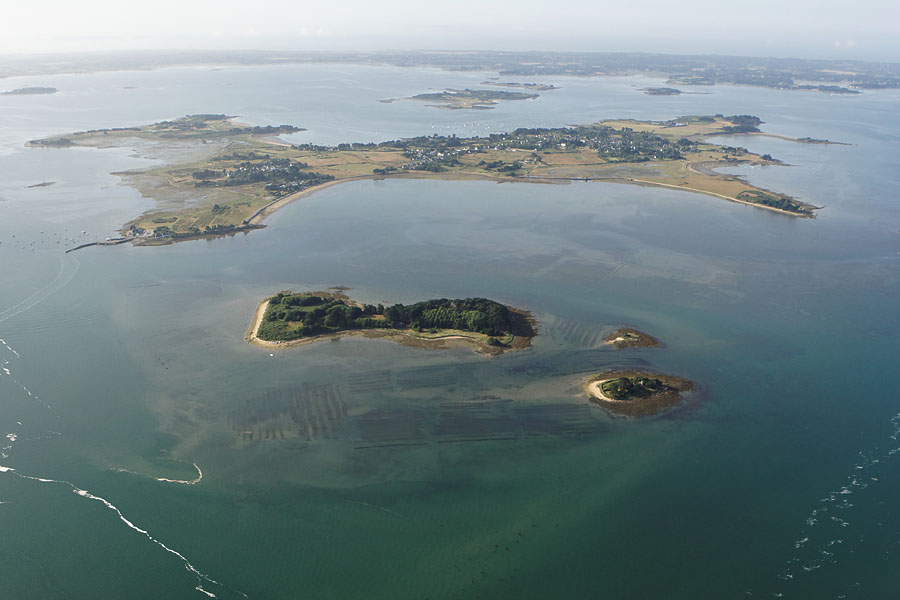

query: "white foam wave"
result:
(157, 462), (203, 485)
(2, 374), (51, 409)
(0, 338), (20, 358)
(21, 384), (45, 406)
(116, 461), (204, 485)
(1, 335), (51, 410)
(775, 411), (900, 592)
(0, 466), (244, 598)
(72, 488), (210, 568)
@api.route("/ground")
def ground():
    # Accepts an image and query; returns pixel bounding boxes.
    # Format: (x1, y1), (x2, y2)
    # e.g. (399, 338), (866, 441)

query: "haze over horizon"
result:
(3, 0), (900, 63)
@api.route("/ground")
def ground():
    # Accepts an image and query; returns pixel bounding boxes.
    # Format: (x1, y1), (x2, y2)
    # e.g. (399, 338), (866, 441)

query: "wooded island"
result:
(248, 292), (536, 355)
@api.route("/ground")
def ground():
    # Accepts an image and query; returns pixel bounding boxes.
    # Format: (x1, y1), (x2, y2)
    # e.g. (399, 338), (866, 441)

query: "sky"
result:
(3, 0), (899, 61)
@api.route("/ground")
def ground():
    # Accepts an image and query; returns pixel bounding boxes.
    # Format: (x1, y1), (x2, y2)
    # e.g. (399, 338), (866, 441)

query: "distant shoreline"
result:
(4, 51), (893, 95)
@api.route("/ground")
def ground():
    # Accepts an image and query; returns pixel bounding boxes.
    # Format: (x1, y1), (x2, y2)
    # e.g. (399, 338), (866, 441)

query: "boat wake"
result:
(0, 255), (80, 325)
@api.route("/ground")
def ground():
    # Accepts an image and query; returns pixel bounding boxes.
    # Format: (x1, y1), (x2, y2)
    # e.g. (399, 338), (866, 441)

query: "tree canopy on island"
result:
(601, 376), (671, 400)
(256, 294), (514, 342)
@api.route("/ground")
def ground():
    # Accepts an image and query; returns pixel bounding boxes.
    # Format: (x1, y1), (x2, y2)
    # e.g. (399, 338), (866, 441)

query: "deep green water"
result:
(1, 64), (899, 599)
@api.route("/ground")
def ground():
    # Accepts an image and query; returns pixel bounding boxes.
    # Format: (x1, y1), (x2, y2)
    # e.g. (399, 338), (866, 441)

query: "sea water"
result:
(1, 63), (898, 599)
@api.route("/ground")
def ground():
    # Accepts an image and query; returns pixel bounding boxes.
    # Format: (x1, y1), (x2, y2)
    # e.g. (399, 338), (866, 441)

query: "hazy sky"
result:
(3, 0), (899, 61)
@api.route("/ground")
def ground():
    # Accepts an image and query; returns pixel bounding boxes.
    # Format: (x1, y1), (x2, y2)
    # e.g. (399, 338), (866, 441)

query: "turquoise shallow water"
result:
(1, 64), (899, 599)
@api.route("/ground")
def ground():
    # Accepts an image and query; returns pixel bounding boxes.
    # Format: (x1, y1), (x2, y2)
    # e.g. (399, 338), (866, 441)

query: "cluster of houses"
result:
(395, 125), (691, 171)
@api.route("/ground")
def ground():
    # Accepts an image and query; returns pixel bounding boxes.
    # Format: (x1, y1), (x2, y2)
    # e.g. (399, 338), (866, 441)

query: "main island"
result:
(247, 291), (536, 355)
(29, 113), (824, 249)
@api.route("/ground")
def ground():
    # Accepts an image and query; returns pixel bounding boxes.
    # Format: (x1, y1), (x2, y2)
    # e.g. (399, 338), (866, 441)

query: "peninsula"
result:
(247, 292), (536, 355)
(30, 113), (821, 247)
(586, 371), (694, 417)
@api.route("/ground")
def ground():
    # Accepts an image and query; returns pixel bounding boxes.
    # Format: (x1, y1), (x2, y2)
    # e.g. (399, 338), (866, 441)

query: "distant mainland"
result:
(7, 50), (897, 93)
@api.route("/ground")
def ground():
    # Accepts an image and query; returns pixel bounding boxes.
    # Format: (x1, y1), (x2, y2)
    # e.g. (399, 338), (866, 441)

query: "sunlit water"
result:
(1, 63), (899, 599)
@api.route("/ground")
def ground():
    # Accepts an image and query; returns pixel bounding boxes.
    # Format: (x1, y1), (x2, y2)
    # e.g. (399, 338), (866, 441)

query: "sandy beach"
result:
(587, 380), (625, 402)
(628, 176), (814, 218)
(246, 177), (369, 226)
(245, 299), (276, 347)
